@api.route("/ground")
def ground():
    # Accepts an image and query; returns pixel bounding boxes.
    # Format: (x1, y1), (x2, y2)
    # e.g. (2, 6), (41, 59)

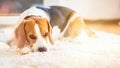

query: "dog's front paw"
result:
(18, 47), (32, 55)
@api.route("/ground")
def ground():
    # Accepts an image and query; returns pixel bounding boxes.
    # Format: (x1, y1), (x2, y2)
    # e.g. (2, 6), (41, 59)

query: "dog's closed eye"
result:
(29, 35), (37, 39)
(43, 32), (48, 37)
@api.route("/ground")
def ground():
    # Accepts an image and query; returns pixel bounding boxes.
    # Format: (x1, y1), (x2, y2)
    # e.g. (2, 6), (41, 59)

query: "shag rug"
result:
(0, 28), (120, 68)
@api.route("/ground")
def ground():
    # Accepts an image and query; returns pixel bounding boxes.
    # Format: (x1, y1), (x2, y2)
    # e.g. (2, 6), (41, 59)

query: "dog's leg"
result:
(62, 17), (95, 39)
(81, 21), (95, 37)
(17, 45), (32, 55)
(63, 17), (82, 38)
(6, 37), (17, 48)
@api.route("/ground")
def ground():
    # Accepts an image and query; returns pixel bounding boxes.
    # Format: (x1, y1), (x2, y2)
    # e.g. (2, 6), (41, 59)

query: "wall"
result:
(44, 0), (120, 20)
(0, 0), (120, 25)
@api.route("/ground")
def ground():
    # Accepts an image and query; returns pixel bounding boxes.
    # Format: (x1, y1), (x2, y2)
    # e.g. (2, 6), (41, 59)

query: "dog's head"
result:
(15, 15), (54, 52)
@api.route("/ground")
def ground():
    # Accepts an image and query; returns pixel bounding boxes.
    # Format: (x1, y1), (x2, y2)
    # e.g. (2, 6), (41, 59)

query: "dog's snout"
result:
(38, 47), (47, 52)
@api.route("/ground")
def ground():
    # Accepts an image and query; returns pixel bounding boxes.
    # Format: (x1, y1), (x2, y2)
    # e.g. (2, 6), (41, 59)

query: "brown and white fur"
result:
(7, 5), (95, 54)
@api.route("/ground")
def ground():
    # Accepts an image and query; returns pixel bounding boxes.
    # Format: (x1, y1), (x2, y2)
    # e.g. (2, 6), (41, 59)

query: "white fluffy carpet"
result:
(0, 28), (120, 68)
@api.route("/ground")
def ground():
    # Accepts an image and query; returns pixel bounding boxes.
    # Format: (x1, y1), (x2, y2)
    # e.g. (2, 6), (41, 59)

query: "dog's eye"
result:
(43, 32), (48, 37)
(29, 35), (37, 39)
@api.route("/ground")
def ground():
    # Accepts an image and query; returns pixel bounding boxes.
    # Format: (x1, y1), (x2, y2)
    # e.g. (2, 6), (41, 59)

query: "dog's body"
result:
(8, 5), (94, 54)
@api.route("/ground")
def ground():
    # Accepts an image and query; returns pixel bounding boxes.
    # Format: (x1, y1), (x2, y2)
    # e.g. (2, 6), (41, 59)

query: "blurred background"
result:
(0, 0), (43, 15)
(0, 0), (120, 41)
(0, 0), (120, 19)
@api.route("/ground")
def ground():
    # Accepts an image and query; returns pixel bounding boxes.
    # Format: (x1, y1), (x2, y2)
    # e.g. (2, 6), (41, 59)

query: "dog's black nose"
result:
(38, 47), (47, 52)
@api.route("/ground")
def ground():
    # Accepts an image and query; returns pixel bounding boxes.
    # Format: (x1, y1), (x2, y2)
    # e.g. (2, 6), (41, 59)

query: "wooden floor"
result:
(86, 20), (120, 35)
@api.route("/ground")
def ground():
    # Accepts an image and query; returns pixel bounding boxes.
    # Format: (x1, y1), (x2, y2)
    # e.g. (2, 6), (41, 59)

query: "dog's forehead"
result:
(25, 18), (48, 35)
(36, 18), (48, 27)
(36, 18), (49, 34)
(25, 19), (36, 33)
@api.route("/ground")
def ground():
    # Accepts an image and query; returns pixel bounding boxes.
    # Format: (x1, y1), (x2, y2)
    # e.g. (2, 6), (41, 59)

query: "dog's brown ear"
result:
(47, 20), (54, 45)
(15, 20), (26, 48)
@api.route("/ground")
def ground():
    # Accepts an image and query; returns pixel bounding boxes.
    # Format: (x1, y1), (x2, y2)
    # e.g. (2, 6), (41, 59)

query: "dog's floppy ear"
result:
(47, 20), (54, 45)
(15, 20), (26, 48)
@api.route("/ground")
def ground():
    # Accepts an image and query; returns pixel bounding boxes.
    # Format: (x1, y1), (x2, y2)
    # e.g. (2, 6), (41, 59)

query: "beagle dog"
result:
(8, 5), (94, 54)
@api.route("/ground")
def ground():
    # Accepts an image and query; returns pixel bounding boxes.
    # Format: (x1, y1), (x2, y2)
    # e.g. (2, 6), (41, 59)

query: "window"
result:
(0, 0), (43, 15)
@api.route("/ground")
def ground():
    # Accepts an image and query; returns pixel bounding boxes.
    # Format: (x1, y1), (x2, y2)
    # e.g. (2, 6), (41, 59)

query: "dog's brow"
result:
(24, 15), (36, 19)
